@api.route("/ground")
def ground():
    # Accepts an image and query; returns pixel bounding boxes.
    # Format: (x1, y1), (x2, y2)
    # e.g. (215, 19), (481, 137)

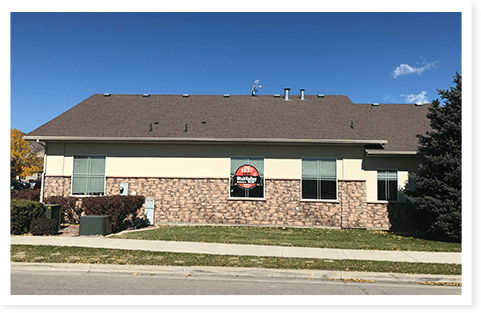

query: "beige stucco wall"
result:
(44, 142), (422, 202)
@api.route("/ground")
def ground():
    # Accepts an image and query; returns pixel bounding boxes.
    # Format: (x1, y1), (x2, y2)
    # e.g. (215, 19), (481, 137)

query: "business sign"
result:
(233, 164), (262, 190)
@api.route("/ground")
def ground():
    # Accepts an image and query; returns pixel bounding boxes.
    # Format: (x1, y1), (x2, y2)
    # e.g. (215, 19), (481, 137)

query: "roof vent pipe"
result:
(300, 89), (305, 100)
(284, 88), (291, 101)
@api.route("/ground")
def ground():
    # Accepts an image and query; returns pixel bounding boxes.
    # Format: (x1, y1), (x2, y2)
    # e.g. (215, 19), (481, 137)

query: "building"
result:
(24, 89), (431, 229)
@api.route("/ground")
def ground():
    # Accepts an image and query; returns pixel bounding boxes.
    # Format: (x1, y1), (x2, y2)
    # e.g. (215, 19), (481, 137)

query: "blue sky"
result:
(10, 11), (462, 134)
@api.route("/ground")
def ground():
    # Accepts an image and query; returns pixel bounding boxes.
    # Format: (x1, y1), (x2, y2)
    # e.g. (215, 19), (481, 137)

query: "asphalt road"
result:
(10, 269), (462, 295)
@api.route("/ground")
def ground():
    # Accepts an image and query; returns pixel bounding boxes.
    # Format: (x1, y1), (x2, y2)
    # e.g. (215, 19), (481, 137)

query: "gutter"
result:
(365, 149), (421, 157)
(23, 136), (387, 146)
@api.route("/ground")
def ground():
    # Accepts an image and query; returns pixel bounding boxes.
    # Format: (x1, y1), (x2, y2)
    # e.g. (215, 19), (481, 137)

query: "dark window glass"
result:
(302, 180), (317, 199)
(321, 180), (337, 200)
(388, 180), (398, 201)
(248, 180), (264, 198)
(377, 180), (386, 201)
(230, 185), (246, 198)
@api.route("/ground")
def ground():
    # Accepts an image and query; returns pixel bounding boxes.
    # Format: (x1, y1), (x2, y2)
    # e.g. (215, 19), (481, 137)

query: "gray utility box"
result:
(119, 182), (129, 196)
(44, 204), (61, 231)
(145, 198), (155, 226)
(79, 215), (112, 236)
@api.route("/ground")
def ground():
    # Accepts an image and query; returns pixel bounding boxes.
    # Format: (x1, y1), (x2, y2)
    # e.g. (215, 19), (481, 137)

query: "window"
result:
(377, 170), (398, 201)
(230, 157), (264, 199)
(301, 158), (337, 200)
(71, 156), (106, 195)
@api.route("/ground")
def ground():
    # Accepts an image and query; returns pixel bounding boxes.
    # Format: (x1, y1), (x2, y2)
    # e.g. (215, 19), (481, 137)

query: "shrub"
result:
(43, 196), (81, 224)
(82, 195), (146, 232)
(11, 199), (45, 235)
(30, 217), (58, 236)
(11, 188), (41, 201)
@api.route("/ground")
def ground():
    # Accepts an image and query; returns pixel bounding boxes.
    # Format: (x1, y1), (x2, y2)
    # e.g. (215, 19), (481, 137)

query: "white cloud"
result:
(392, 62), (436, 78)
(402, 91), (430, 104)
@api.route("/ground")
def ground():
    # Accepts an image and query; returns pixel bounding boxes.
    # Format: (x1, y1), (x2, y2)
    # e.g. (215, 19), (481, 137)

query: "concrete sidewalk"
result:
(10, 235), (462, 264)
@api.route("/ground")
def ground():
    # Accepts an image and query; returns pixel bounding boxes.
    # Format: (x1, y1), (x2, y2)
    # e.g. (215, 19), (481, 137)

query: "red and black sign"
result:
(233, 164), (262, 190)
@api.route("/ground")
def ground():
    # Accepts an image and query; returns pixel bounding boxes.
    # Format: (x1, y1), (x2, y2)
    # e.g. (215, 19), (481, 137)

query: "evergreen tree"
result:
(404, 72), (462, 242)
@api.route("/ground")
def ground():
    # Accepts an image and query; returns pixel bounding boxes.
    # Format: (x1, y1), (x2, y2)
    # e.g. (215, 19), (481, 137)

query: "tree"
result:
(404, 72), (461, 242)
(10, 128), (43, 180)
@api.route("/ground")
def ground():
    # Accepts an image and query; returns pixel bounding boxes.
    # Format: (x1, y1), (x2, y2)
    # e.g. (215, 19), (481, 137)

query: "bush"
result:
(11, 188), (41, 201)
(11, 199), (45, 235)
(43, 196), (81, 224)
(30, 217), (59, 236)
(82, 195), (146, 232)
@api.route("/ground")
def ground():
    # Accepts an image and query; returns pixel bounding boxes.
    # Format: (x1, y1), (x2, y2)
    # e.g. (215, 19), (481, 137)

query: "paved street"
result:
(11, 268), (461, 295)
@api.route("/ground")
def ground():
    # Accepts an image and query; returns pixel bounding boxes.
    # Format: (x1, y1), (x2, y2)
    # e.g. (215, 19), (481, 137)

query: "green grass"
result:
(112, 225), (461, 252)
(11, 245), (461, 275)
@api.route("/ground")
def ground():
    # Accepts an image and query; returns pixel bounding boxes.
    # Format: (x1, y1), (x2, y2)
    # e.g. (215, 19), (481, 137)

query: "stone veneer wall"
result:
(43, 176), (71, 199)
(43, 176), (392, 229)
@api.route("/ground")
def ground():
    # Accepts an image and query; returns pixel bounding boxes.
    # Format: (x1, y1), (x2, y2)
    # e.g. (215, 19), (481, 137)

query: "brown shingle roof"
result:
(26, 94), (431, 152)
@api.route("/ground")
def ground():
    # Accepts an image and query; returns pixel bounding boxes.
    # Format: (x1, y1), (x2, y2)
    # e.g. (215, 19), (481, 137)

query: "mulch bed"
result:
(57, 225), (81, 237)
(55, 224), (158, 237)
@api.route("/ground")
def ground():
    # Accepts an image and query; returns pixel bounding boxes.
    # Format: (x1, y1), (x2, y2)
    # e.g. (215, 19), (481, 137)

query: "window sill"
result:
(300, 199), (339, 203)
(228, 197), (266, 202)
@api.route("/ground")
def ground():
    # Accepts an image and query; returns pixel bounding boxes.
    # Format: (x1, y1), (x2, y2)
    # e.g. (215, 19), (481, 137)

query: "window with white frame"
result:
(301, 158), (337, 200)
(71, 156), (106, 195)
(377, 170), (398, 201)
(230, 157), (264, 199)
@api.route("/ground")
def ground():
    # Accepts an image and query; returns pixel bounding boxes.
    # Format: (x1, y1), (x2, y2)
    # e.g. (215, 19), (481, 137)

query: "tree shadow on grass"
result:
(387, 202), (461, 244)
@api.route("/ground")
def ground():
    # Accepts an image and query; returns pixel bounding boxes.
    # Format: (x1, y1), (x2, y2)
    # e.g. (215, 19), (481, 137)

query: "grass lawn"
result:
(112, 225), (461, 252)
(11, 245), (461, 275)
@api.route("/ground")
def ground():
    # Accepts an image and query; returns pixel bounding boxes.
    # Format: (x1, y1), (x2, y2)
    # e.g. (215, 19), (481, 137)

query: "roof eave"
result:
(23, 136), (387, 146)
(365, 149), (422, 157)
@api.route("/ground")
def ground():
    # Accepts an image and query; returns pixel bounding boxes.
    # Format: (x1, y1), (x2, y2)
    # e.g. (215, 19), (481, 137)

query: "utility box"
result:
(145, 198), (155, 226)
(79, 215), (112, 236)
(119, 182), (129, 195)
(44, 204), (61, 231)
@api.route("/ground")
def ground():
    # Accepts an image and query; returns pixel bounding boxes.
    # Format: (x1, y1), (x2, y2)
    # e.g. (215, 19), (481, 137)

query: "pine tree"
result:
(404, 72), (461, 242)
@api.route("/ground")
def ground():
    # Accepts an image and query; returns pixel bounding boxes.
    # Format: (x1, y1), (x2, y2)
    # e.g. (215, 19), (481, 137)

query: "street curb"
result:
(10, 262), (462, 285)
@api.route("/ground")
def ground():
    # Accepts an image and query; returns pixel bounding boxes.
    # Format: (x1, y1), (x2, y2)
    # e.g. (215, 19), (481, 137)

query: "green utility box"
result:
(79, 215), (112, 236)
(44, 204), (61, 232)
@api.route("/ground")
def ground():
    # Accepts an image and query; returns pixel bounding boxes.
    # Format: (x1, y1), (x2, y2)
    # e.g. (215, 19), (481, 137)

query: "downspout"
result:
(38, 140), (47, 203)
